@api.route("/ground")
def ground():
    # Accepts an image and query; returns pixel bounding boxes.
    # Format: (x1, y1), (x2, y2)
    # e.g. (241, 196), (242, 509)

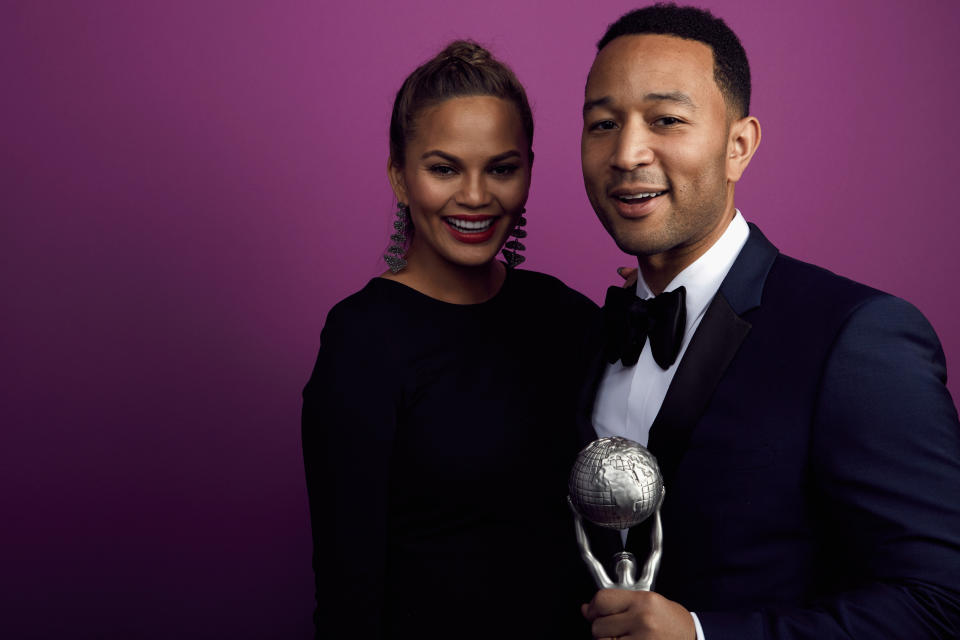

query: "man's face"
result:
(581, 34), (736, 260)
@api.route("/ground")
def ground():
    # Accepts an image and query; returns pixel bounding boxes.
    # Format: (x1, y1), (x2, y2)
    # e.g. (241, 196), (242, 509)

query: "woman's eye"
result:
(589, 120), (617, 131)
(429, 165), (456, 176)
(490, 164), (518, 176)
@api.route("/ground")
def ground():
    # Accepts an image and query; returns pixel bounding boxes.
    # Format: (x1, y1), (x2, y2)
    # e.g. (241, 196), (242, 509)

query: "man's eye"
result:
(653, 116), (683, 126)
(589, 120), (617, 131)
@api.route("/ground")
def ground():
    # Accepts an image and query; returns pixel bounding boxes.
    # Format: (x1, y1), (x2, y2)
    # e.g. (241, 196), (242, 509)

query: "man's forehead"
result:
(585, 34), (718, 101)
(587, 34), (714, 82)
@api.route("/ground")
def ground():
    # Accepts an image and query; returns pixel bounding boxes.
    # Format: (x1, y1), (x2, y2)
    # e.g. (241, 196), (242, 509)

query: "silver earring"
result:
(384, 203), (409, 274)
(501, 208), (527, 268)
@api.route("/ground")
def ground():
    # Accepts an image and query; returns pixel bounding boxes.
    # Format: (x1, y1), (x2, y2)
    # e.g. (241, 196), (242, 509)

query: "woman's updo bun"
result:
(439, 40), (493, 65)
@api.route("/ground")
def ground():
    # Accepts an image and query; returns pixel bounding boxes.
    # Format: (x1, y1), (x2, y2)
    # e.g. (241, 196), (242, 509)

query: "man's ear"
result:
(726, 116), (761, 183)
(387, 157), (408, 204)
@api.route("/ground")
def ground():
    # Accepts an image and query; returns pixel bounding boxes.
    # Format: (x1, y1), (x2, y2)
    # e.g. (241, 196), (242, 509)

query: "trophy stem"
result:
(635, 503), (663, 591)
(613, 551), (637, 588)
(568, 497), (615, 589)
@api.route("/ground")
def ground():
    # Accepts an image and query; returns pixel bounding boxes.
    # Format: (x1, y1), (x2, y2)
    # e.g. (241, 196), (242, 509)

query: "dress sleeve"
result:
(301, 302), (399, 638)
(698, 294), (960, 639)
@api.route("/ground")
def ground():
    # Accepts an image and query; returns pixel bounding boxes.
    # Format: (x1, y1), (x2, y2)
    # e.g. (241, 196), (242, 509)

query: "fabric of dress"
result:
(302, 268), (601, 639)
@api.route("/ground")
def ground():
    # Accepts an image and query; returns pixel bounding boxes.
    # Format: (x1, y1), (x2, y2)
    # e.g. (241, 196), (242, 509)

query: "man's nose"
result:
(610, 121), (654, 172)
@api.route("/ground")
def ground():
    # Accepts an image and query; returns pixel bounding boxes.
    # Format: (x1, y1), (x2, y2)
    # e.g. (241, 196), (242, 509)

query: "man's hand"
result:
(582, 589), (696, 640)
(617, 266), (639, 289)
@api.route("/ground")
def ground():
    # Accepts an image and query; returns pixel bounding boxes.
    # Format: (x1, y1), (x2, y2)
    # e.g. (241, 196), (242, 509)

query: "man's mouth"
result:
(615, 190), (668, 203)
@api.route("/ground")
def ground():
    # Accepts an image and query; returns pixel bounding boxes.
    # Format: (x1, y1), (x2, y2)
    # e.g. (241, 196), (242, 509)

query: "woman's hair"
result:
(389, 40), (534, 168)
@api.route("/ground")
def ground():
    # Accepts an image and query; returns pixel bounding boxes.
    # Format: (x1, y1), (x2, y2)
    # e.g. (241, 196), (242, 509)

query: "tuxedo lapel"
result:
(646, 294), (750, 482)
(646, 224), (779, 484)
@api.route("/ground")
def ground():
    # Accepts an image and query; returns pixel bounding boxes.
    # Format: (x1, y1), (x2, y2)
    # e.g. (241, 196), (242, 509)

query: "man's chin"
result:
(599, 212), (673, 257)
(611, 232), (673, 258)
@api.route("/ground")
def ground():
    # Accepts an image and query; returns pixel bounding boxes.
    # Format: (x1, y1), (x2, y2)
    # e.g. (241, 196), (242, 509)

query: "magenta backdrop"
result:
(3, 1), (959, 637)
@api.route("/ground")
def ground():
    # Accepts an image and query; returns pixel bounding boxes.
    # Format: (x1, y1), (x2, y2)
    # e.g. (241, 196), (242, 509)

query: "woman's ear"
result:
(387, 157), (408, 204)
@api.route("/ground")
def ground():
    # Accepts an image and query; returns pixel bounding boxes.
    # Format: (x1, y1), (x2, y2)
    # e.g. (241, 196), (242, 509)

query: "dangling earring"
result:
(384, 203), (409, 274)
(501, 208), (527, 268)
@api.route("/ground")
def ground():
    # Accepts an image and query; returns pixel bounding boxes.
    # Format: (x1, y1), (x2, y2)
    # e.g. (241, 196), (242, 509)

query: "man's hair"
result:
(597, 3), (751, 118)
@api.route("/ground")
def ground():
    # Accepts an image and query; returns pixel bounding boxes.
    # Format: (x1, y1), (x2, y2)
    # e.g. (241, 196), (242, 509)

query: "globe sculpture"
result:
(569, 436), (664, 530)
(568, 436), (665, 591)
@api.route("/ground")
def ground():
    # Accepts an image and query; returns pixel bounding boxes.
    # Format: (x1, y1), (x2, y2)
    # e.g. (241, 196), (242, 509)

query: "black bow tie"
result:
(603, 285), (687, 369)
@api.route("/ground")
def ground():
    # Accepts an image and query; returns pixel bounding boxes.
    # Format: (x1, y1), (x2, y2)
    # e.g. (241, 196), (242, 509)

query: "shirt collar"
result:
(636, 210), (750, 329)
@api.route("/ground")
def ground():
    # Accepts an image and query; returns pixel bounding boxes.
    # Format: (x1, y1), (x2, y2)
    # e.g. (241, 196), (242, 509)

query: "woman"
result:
(302, 41), (598, 638)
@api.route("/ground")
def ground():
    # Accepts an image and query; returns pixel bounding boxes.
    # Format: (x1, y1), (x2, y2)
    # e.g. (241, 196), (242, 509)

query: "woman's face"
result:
(389, 95), (531, 270)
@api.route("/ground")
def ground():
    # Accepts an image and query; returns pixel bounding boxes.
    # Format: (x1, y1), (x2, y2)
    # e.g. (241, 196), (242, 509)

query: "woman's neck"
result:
(380, 250), (507, 305)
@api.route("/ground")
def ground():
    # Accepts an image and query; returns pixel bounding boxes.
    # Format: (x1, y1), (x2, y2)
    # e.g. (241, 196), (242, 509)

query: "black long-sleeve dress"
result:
(302, 268), (600, 638)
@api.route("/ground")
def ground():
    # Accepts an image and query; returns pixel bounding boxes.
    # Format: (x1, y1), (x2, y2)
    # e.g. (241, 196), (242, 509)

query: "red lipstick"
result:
(443, 216), (498, 244)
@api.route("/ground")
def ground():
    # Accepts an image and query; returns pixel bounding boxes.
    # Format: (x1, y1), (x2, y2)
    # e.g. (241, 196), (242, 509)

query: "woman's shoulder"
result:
(326, 277), (387, 315)
(321, 276), (451, 346)
(509, 268), (598, 311)
(320, 278), (406, 339)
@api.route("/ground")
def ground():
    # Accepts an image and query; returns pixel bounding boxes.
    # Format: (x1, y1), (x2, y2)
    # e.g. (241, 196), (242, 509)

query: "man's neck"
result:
(638, 208), (736, 295)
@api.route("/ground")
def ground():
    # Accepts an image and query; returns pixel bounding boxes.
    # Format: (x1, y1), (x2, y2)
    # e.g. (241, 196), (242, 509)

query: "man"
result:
(577, 4), (960, 639)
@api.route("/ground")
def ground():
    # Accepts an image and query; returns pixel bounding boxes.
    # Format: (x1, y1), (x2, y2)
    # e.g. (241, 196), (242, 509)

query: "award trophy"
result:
(568, 436), (664, 591)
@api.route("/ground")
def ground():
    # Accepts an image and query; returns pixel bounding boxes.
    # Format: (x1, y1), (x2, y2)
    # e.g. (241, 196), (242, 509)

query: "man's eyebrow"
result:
(644, 91), (697, 109)
(583, 92), (696, 115)
(583, 96), (611, 115)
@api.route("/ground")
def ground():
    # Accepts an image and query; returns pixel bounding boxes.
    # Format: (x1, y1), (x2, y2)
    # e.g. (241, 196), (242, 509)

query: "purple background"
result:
(3, 1), (959, 637)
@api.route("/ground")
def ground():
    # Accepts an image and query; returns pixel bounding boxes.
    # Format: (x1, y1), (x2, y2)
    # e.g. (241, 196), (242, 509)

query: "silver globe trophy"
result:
(568, 436), (665, 591)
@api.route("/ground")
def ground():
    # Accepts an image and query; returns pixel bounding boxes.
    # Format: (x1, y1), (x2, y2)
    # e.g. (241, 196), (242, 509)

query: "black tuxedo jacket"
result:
(578, 224), (960, 639)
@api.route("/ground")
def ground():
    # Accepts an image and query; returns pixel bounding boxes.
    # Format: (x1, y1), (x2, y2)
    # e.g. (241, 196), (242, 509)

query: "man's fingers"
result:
(585, 590), (696, 640)
(616, 266), (639, 288)
(590, 610), (635, 639)
(583, 588), (636, 620)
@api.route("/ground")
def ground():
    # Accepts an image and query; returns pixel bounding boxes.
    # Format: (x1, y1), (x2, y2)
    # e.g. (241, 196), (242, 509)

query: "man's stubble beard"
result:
(593, 174), (730, 259)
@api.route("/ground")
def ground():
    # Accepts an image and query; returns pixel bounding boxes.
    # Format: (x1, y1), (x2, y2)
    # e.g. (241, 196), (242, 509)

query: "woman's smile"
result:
(443, 215), (500, 243)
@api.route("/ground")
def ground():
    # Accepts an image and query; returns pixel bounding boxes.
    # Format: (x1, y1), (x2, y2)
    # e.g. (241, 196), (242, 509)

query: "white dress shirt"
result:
(592, 210), (749, 445)
(590, 211), (750, 640)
